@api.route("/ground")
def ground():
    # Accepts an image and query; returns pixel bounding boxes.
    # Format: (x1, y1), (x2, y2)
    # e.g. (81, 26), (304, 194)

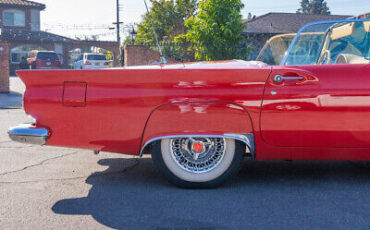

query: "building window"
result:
(3, 10), (25, 27)
(30, 9), (40, 31)
(11, 51), (28, 64)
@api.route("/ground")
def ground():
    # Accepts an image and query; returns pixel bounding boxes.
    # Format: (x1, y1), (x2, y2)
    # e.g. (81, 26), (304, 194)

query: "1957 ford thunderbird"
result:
(8, 19), (370, 188)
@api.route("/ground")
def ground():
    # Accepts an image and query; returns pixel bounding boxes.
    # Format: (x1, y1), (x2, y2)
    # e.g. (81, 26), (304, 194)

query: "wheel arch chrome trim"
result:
(139, 133), (255, 158)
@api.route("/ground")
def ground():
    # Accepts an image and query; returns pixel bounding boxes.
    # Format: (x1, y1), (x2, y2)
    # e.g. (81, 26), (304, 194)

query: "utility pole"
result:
(116, 0), (121, 45)
(113, 0), (123, 66)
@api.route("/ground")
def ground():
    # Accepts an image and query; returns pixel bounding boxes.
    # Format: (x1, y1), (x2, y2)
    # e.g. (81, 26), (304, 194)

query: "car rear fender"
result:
(140, 102), (255, 157)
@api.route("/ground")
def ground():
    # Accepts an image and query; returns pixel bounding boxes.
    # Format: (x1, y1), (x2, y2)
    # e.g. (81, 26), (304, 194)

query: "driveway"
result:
(0, 77), (25, 108)
(0, 78), (369, 229)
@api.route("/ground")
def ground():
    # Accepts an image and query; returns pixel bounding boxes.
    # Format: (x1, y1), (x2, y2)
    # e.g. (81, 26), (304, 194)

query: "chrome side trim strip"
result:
(8, 124), (49, 145)
(140, 133), (255, 158)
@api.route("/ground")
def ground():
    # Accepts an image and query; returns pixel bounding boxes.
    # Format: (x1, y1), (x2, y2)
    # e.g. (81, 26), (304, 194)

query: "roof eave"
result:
(0, 3), (46, 10)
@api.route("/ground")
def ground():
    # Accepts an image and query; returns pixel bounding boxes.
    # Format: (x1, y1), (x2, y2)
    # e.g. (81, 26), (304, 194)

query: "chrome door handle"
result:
(274, 75), (304, 84)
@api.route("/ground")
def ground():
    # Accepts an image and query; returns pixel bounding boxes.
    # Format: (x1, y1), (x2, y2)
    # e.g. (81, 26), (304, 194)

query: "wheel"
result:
(151, 137), (244, 188)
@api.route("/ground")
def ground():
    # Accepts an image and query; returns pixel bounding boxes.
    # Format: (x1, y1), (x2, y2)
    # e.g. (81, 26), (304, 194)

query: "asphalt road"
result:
(0, 79), (369, 230)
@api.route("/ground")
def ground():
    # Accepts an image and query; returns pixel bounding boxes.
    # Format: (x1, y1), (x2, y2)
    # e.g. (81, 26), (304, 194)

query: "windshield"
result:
(36, 52), (59, 61)
(87, 55), (107, 61)
(257, 34), (295, 65)
(282, 19), (370, 66)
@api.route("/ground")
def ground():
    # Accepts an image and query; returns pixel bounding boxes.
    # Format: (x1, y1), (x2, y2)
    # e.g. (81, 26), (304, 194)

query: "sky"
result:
(36, 0), (370, 41)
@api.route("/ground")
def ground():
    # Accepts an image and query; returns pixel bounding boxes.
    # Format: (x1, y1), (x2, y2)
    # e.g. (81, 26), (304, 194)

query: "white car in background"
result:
(73, 53), (111, 69)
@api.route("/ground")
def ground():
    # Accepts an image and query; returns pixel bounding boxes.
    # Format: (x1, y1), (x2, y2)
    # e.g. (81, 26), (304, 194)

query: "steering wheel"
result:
(317, 50), (332, 65)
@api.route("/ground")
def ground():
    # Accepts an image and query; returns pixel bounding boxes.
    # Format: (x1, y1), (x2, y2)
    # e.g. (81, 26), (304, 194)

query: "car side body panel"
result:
(17, 61), (271, 156)
(16, 61), (370, 161)
(262, 64), (370, 148)
(141, 102), (255, 150)
(260, 64), (370, 161)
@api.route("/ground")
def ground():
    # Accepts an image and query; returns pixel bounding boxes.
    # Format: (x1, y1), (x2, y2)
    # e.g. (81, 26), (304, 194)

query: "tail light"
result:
(85, 61), (92, 65)
(104, 62), (109, 65)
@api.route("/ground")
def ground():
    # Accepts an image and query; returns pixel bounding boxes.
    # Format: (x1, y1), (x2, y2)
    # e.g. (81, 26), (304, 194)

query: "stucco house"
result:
(0, 0), (119, 93)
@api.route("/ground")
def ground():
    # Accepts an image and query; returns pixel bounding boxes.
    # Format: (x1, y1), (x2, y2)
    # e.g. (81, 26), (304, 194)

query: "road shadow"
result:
(0, 91), (23, 108)
(52, 158), (370, 230)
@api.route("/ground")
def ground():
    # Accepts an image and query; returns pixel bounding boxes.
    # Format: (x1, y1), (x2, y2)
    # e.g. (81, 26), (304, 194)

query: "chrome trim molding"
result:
(140, 133), (255, 158)
(225, 133), (255, 155)
(8, 124), (49, 145)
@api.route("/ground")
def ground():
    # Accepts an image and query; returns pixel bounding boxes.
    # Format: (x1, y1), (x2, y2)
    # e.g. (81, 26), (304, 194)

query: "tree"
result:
(247, 12), (255, 20)
(297, 0), (310, 14)
(123, 36), (133, 45)
(179, 0), (248, 60)
(135, 0), (198, 44)
(297, 0), (331, 15)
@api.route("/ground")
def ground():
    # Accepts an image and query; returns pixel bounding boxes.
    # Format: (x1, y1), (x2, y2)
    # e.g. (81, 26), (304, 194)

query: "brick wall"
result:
(0, 41), (10, 93)
(124, 45), (177, 67)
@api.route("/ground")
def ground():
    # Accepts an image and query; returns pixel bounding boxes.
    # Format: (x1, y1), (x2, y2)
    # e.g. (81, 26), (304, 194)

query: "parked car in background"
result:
(27, 50), (61, 69)
(73, 53), (110, 69)
(9, 18), (370, 188)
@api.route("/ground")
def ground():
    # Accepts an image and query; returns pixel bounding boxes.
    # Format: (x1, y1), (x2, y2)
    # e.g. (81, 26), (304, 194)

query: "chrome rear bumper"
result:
(8, 124), (49, 145)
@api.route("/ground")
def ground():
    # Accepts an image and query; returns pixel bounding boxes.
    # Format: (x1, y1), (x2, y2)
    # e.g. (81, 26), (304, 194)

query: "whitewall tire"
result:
(151, 137), (244, 188)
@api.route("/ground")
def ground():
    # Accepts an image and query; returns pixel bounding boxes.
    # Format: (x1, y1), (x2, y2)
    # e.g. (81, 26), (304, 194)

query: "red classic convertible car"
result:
(8, 19), (370, 188)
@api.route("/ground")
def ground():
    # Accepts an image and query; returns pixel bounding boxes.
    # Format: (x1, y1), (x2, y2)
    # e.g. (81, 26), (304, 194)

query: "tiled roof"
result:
(243, 12), (351, 34)
(0, 28), (73, 43)
(0, 0), (45, 10)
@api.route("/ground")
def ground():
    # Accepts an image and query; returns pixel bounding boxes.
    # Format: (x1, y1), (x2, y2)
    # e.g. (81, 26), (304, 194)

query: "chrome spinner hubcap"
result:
(170, 137), (226, 173)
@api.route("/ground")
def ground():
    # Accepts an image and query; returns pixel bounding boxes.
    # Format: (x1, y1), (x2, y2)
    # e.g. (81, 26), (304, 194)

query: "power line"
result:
(43, 24), (113, 30)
